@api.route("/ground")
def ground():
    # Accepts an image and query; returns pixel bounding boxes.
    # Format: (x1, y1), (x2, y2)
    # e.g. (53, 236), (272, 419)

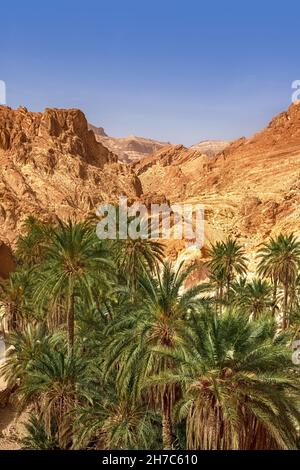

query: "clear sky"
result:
(1, 0), (300, 145)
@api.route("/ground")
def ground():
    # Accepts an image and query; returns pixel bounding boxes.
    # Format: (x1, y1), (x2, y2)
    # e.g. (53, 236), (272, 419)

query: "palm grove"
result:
(1, 215), (300, 450)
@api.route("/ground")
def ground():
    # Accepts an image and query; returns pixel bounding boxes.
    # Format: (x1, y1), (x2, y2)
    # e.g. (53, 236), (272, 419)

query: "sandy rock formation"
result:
(190, 140), (230, 157)
(0, 106), (143, 246)
(89, 123), (168, 163)
(3, 102), (300, 274)
(137, 103), (300, 269)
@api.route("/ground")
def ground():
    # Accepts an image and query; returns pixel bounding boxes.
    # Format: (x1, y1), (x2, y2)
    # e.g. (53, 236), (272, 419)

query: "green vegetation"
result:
(1, 217), (300, 450)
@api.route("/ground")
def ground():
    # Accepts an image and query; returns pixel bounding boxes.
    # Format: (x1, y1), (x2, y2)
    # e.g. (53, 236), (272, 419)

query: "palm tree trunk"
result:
(66, 288), (76, 446)
(226, 275), (231, 302)
(272, 278), (277, 316)
(215, 288), (219, 313)
(67, 290), (75, 349)
(162, 389), (173, 450)
(253, 306), (258, 321)
(10, 304), (17, 332)
(219, 283), (224, 314)
(283, 281), (289, 330)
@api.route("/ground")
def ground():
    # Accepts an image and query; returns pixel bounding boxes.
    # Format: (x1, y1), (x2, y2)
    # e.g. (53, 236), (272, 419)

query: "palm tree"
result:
(15, 216), (53, 267)
(230, 276), (248, 300)
(0, 324), (63, 407)
(114, 238), (165, 292)
(22, 414), (59, 450)
(203, 268), (226, 308)
(232, 278), (272, 319)
(0, 269), (32, 333)
(73, 389), (159, 450)
(207, 238), (248, 302)
(105, 261), (204, 449)
(257, 237), (281, 316)
(112, 210), (165, 294)
(1, 324), (63, 389)
(19, 345), (92, 449)
(152, 309), (300, 449)
(257, 234), (300, 328)
(93, 205), (165, 293)
(7, 211), (300, 451)
(32, 219), (113, 349)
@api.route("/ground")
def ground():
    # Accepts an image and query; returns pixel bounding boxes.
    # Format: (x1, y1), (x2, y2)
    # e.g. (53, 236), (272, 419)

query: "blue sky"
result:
(1, 0), (299, 145)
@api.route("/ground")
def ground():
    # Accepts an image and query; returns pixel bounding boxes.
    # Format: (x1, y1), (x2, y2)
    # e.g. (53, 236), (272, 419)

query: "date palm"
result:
(73, 388), (158, 450)
(94, 205), (164, 292)
(207, 238), (247, 302)
(257, 236), (281, 316)
(113, 218), (165, 293)
(0, 269), (32, 332)
(22, 414), (59, 450)
(19, 344), (92, 449)
(204, 267), (227, 313)
(115, 238), (164, 290)
(32, 219), (113, 349)
(0, 324), (64, 408)
(15, 216), (53, 267)
(105, 261), (204, 449)
(1, 324), (63, 389)
(152, 310), (300, 449)
(257, 234), (300, 328)
(232, 278), (272, 319)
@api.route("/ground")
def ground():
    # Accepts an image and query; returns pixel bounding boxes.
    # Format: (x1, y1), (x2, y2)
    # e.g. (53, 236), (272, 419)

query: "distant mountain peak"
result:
(88, 123), (108, 137)
(190, 140), (230, 157)
(88, 124), (169, 163)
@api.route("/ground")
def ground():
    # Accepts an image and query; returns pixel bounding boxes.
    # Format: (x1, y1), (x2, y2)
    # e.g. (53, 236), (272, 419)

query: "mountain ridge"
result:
(137, 102), (300, 265)
(88, 123), (169, 163)
(1, 103), (300, 270)
(0, 106), (142, 249)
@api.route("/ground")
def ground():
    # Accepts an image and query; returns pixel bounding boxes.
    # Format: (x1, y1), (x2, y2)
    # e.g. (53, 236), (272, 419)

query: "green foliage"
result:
(22, 414), (59, 450)
(73, 390), (160, 450)
(171, 311), (300, 449)
(231, 277), (273, 318)
(1, 224), (300, 450)
(206, 237), (248, 302)
(257, 233), (300, 328)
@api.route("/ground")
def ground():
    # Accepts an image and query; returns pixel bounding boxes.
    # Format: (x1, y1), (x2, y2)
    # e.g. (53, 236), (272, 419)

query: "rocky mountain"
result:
(135, 143), (210, 199)
(137, 103), (300, 266)
(89, 125), (228, 164)
(190, 140), (230, 157)
(0, 106), (142, 247)
(2, 102), (300, 272)
(89, 123), (169, 163)
(87, 123), (107, 138)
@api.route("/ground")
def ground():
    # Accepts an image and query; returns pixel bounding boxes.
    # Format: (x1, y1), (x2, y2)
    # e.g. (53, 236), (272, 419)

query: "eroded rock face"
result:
(89, 123), (169, 163)
(3, 102), (300, 280)
(190, 140), (230, 157)
(137, 103), (300, 269)
(0, 106), (117, 168)
(0, 106), (143, 246)
(135, 144), (213, 200)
